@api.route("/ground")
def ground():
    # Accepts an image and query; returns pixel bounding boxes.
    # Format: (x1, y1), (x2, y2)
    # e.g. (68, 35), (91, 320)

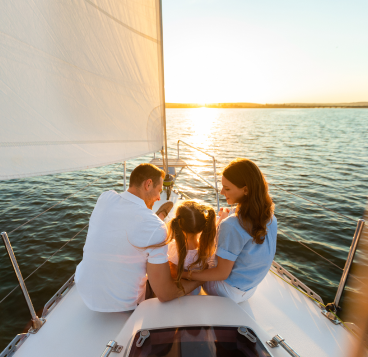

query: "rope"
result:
(8, 164), (121, 235)
(269, 182), (358, 223)
(278, 228), (344, 271)
(0, 223), (89, 305)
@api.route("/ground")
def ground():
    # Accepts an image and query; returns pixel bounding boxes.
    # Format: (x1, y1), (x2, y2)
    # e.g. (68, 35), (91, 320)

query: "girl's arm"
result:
(182, 256), (235, 282)
(168, 261), (178, 280)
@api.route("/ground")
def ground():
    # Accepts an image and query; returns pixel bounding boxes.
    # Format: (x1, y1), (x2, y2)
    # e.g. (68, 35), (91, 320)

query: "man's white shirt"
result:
(75, 190), (168, 312)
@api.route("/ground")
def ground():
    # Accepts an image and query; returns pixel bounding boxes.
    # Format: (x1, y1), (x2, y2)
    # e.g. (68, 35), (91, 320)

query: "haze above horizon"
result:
(162, 0), (368, 104)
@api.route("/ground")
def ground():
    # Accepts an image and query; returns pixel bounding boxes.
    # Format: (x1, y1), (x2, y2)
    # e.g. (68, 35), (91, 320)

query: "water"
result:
(0, 108), (367, 349)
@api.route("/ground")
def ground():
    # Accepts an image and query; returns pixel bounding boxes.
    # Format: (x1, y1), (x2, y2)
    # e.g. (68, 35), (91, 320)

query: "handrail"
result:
(177, 140), (216, 159)
(186, 166), (218, 192)
(177, 140), (219, 212)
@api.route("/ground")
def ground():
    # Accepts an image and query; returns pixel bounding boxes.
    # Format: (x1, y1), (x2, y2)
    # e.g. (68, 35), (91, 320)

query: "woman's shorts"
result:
(203, 280), (257, 303)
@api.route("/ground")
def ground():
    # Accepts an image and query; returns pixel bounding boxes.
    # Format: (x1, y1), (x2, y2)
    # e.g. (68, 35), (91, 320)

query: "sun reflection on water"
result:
(188, 108), (216, 152)
(181, 108), (220, 175)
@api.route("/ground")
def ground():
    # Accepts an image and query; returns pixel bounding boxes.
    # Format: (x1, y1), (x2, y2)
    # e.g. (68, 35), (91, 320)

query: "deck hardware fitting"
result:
(321, 309), (341, 325)
(266, 335), (301, 357)
(0, 333), (29, 357)
(136, 330), (150, 347)
(28, 317), (46, 334)
(237, 326), (257, 343)
(42, 274), (75, 318)
(270, 260), (324, 305)
(1, 232), (46, 333)
(100, 340), (123, 357)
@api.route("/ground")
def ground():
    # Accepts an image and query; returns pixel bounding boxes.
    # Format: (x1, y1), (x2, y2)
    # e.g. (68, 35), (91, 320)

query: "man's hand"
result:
(147, 262), (202, 302)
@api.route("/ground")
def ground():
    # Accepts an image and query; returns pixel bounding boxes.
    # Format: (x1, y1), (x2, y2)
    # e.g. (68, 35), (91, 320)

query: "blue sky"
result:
(162, 0), (368, 103)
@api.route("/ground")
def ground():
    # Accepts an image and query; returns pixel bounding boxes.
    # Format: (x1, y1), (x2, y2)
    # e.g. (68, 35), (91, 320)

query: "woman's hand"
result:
(217, 207), (230, 226)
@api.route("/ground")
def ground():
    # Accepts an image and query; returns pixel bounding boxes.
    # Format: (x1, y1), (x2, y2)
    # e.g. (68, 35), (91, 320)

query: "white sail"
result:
(0, 0), (165, 180)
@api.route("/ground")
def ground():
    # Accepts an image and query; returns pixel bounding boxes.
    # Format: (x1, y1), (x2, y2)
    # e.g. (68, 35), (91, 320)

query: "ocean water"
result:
(0, 108), (367, 349)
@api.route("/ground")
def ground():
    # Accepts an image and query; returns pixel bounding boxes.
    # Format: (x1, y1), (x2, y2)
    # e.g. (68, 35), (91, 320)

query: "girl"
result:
(182, 158), (277, 303)
(167, 201), (217, 295)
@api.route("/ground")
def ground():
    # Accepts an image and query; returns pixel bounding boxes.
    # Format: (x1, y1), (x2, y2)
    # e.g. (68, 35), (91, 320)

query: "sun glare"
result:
(188, 108), (217, 160)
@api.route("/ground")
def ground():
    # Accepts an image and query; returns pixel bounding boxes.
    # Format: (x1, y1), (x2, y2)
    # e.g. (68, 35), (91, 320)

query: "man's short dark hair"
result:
(129, 163), (165, 188)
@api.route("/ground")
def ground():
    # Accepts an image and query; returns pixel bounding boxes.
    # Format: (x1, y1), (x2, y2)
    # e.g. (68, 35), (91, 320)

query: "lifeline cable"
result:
(8, 163), (121, 236)
(0, 223), (89, 305)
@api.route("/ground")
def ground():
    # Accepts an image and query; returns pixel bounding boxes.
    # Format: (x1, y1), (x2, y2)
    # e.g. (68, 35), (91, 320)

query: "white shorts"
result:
(203, 281), (257, 304)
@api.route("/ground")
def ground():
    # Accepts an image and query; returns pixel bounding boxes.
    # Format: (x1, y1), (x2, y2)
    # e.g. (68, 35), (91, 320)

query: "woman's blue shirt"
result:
(216, 214), (277, 291)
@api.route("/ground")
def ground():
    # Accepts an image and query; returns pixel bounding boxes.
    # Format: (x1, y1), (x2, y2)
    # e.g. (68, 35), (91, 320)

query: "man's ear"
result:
(144, 179), (153, 191)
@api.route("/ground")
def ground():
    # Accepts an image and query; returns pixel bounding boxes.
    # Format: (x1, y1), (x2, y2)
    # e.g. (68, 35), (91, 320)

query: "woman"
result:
(182, 158), (277, 303)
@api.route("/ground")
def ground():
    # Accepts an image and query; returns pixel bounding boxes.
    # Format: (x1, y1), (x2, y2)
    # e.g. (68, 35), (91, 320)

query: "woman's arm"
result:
(182, 256), (235, 282)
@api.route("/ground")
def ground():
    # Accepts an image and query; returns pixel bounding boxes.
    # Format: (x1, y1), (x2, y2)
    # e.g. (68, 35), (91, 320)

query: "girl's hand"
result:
(218, 207), (230, 223)
(169, 261), (178, 280)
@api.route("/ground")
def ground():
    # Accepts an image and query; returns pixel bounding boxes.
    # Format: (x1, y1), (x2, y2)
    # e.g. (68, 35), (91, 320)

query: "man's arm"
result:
(181, 256), (235, 282)
(147, 262), (202, 302)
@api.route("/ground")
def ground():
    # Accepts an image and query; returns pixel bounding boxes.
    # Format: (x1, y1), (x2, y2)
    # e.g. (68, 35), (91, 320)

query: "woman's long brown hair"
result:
(223, 158), (274, 244)
(143, 201), (216, 289)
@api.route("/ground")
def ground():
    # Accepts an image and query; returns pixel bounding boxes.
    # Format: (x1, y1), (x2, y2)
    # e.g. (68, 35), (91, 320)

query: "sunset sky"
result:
(162, 0), (368, 104)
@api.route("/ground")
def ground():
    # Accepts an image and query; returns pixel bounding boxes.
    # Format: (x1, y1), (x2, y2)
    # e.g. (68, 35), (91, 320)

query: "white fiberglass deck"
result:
(12, 270), (355, 357)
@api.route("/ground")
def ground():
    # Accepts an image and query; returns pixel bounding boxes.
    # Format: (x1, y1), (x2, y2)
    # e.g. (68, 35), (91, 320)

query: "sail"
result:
(0, 0), (165, 180)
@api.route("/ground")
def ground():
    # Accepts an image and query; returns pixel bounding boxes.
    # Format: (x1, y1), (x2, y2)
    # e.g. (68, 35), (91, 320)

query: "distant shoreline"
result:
(166, 102), (368, 109)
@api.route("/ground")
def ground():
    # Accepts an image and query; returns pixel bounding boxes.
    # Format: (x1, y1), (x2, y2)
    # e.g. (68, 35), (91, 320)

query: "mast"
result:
(158, 0), (169, 174)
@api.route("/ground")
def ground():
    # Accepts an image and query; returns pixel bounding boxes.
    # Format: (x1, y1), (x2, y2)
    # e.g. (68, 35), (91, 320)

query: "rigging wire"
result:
(278, 227), (344, 271)
(0, 223), (89, 305)
(269, 182), (358, 223)
(279, 227), (368, 287)
(8, 164), (121, 236)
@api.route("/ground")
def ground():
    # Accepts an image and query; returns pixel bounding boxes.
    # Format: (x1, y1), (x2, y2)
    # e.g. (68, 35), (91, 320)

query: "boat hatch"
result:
(126, 326), (272, 357)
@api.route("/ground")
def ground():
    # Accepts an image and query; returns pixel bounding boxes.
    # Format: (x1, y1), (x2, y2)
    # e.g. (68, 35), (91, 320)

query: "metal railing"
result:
(177, 140), (220, 212)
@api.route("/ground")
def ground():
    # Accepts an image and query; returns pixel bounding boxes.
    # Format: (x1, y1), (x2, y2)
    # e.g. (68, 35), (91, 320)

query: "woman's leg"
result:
(203, 281), (257, 303)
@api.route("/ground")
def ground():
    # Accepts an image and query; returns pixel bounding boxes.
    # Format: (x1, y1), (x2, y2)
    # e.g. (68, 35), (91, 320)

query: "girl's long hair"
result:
(143, 201), (216, 288)
(223, 158), (274, 244)
(170, 201), (216, 286)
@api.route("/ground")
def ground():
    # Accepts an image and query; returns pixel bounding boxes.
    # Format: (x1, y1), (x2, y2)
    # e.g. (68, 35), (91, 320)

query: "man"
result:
(75, 163), (201, 312)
